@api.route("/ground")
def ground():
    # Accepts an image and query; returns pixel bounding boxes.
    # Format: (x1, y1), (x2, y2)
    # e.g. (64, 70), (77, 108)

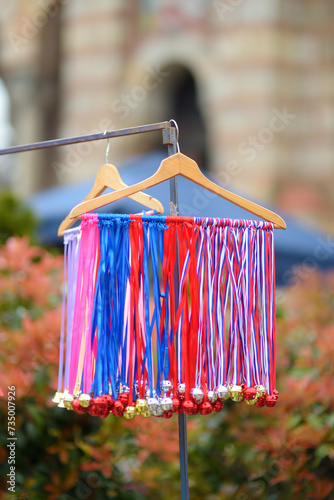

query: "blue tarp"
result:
(28, 151), (334, 285)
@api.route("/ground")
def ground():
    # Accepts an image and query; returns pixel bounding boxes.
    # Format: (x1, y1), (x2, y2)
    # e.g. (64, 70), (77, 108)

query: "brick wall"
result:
(0, 0), (333, 230)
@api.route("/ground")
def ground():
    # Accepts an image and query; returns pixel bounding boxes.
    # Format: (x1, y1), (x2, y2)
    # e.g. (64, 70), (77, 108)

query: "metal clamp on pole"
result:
(162, 122), (179, 217)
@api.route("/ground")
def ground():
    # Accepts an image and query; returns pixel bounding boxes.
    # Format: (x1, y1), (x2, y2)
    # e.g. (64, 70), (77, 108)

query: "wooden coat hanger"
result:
(69, 153), (286, 229)
(58, 162), (164, 236)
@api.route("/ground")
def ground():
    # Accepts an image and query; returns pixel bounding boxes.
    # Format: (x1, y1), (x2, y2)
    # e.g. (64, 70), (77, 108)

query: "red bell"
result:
(212, 400), (224, 413)
(111, 400), (124, 417)
(88, 400), (101, 417)
(119, 392), (129, 406)
(103, 394), (113, 409)
(255, 396), (266, 407)
(265, 395), (277, 407)
(72, 398), (88, 414)
(94, 396), (108, 412)
(244, 387), (257, 401)
(191, 403), (199, 415)
(172, 397), (181, 413)
(162, 410), (174, 419)
(98, 407), (110, 418)
(182, 400), (195, 415)
(198, 402), (213, 415)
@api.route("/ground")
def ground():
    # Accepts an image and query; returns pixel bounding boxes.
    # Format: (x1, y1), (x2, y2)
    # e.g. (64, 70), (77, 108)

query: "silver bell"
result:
(207, 390), (217, 403)
(190, 387), (204, 403)
(147, 397), (159, 414)
(160, 397), (173, 411)
(177, 383), (186, 397)
(160, 380), (173, 394)
(217, 385), (230, 401)
(153, 400), (164, 417)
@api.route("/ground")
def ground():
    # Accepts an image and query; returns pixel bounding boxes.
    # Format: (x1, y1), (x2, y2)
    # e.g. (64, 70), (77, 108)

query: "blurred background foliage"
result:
(0, 191), (37, 246)
(0, 198), (334, 499)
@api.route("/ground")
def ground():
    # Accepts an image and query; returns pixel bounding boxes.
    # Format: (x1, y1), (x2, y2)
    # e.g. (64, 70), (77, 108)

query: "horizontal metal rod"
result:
(0, 121), (170, 156)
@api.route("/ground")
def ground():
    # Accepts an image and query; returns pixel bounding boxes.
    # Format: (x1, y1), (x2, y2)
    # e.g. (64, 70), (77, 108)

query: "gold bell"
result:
(63, 393), (74, 410)
(255, 385), (267, 398)
(135, 398), (150, 417)
(79, 394), (91, 408)
(123, 406), (137, 420)
(245, 397), (258, 406)
(230, 385), (244, 402)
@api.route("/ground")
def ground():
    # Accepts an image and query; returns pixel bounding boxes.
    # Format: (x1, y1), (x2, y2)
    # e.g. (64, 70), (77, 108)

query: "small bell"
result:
(160, 397), (173, 412)
(245, 397), (258, 406)
(207, 390), (217, 403)
(255, 384), (267, 398)
(172, 397), (181, 413)
(103, 394), (113, 409)
(191, 403), (199, 415)
(265, 395), (277, 407)
(177, 383), (186, 400)
(162, 410), (174, 419)
(216, 385), (230, 401)
(212, 400), (224, 413)
(182, 400), (195, 415)
(135, 398), (149, 416)
(123, 405), (137, 420)
(199, 401), (213, 415)
(255, 396), (266, 407)
(63, 393), (74, 410)
(52, 391), (62, 404)
(153, 402), (164, 417)
(141, 408), (151, 418)
(72, 398), (88, 414)
(88, 402), (100, 417)
(98, 407), (110, 418)
(57, 391), (65, 408)
(244, 387), (257, 401)
(190, 387), (204, 404)
(230, 385), (244, 402)
(111, 400), (124, 417)
(119, 392), (129, 406)
(94, 396), (108, 412)
(160, 380), (173, 394)
(147, 397), (159, 414)
(79, 394), (91, 408)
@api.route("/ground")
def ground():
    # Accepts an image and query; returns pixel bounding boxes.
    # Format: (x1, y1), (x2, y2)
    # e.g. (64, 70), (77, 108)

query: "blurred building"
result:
(0, 0), (333, 230)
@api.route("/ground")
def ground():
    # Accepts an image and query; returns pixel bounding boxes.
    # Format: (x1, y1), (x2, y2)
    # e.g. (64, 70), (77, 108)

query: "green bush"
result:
(0, 237), (333, 499)
(0, 191), (37, 244)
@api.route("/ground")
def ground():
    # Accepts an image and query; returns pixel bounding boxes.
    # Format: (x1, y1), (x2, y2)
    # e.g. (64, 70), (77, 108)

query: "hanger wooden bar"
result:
(58, 163), (164, 236)
(70, 153), (286, 230)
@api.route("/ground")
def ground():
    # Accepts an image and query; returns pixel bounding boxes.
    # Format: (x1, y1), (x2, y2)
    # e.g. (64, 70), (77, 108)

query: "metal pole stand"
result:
(163, 126), (190, 500)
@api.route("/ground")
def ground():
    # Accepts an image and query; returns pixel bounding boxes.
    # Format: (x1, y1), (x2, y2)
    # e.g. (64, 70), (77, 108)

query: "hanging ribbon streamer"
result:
(53, 215), (279, 417)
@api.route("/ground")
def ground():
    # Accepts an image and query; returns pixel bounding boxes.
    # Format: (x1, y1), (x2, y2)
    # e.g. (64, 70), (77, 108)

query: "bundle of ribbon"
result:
(52, 213), (278, 419)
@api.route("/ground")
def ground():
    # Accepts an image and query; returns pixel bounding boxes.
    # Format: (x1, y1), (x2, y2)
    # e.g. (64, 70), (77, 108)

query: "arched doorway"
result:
(150, 65), (208, 170)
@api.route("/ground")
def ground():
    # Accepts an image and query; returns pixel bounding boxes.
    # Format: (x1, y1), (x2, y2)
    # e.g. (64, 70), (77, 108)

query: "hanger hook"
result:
(103, 129), (110, 163)
(169, 119), (180, 153)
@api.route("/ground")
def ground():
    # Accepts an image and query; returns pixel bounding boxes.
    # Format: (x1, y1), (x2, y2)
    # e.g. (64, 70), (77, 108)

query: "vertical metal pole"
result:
(162, 127), (190, 500)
